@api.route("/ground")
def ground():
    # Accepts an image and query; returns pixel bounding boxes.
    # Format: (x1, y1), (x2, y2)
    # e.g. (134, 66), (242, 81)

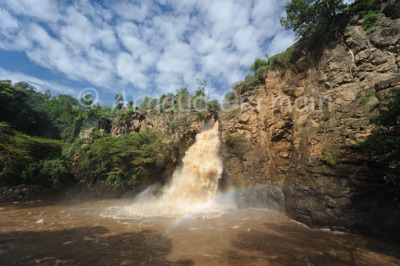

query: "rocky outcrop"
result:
(77, 115), (112, 140)
(220, 10), (400, 240)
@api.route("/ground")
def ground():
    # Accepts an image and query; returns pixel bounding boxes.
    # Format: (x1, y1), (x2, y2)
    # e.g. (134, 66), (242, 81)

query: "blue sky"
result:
(0, 0), (294, 106)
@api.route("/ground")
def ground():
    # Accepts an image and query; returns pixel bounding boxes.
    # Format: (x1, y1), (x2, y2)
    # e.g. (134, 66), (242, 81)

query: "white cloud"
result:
(112, 1), (151, 22)
(3, 0), (59, 22)
(0, 10), (19, 32)
(0, 0), (294, 101)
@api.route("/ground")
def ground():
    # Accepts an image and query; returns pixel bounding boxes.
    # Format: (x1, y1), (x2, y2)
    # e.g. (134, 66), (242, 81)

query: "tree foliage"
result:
(208, 100), (221, 111)
(363, 90), (400, 197)
(0, 122), (69, 186)
(195, 78), (207, 97)
(0, 79), (222, 190)
(0, 81), (59, 138)
(115, 93), (124, 110)
(73, 130), (167, 188)
(280, 0), (347, 41)
(45, 94), (81, 142)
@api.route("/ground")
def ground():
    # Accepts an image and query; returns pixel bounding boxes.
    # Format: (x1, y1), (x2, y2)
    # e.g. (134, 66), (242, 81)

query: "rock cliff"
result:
(220, 8), (400, 240)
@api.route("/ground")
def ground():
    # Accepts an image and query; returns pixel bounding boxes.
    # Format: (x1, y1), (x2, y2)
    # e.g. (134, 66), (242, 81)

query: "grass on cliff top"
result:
(228, 50), (300, 97)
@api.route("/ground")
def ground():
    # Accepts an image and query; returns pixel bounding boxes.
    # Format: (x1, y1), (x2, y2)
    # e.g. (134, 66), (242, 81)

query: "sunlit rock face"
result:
(219, 8), (400, 240)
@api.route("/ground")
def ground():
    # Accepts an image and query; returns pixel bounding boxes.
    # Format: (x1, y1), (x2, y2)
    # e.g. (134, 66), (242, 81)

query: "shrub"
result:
(150, 109), (158, 115)
(225, 133), (245, 154)
(191, 95), (207, 110)
(196, 111), (205, 119)
(22, 159), (72, 187)
(321, 142), (340, 166)
(366, 27), (376, 34)
(140, 97), (156, 111)
(0, 122), (68, 186)
(322, 109), (331, 121)
(317, 122), (328, 133)
(74, 130), (166, 189)
(363, 11), (378, 30)
(301, 120), (309, 126)
(167, 117), (191, 134)
(250, 58), (268, 73)
(248, 66), (269, 86)
(232, 81), (249, 94)
(362, 89), (400, 197)
(268, 50), (300, 71)
(322, 151), (338, 166)
(358, 93), (376, 104)
(381, 25), (400, 36)
(208, 100), (221, 111)
(225, 91), (236, 101)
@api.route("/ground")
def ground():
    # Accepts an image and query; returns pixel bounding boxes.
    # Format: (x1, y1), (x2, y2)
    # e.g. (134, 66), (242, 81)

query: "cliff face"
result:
(220, 10), (400, 238)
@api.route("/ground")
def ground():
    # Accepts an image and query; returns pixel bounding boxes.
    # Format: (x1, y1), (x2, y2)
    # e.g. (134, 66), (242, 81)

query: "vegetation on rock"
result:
(363, 90), (400, 197)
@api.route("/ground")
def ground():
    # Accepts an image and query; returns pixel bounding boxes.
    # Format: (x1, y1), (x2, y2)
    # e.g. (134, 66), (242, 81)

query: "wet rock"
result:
(234, 185), (285, 211)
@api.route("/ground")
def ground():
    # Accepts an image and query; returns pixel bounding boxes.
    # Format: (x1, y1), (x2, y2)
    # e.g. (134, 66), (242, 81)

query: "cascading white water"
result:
(161, 122), (222, 204)
(124, 122), (230, 217)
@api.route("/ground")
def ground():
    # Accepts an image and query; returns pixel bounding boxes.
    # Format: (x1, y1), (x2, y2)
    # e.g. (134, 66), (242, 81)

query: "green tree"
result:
(80, 93), (94, 111)
(0, 80), (12, 85)
(208, 99), (221, 111)
(14, 81), (37, 92)
(0, 122), (68, 186)
(115, 93), (124, 110)
(74, 130), (167, 188)
(177, 87), (189, 96)
(280, 0), (347, 40)
(363, 90), (400, 198)
(0, 81), (58, 138)
(177, 88), (190, 109)
(44, 94), (81, 142)
(140, 97), (155, 111)
(195, 79), (207, 97)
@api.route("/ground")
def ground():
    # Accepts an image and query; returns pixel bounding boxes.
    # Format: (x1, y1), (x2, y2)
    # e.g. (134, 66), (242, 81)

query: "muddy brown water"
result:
(0, 199), (399, 265)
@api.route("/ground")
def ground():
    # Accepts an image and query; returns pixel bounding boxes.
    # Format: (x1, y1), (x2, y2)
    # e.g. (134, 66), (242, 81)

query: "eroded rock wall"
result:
(220, 10), (400, 238)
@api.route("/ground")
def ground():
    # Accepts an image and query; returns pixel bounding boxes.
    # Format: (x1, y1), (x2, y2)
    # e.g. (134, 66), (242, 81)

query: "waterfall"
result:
(126, 122), (227, 216)
(161, 122), (223, 204)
